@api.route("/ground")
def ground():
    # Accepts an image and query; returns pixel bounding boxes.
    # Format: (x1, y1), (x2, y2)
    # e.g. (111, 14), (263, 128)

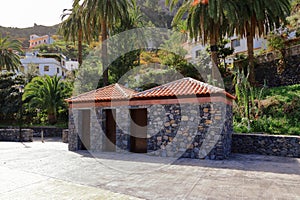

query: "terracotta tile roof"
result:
(132, 78), (235, 100)
(66, 84), (137, 103)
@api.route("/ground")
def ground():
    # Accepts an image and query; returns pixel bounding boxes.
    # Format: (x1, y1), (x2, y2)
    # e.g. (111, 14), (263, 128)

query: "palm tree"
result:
(0, 35), (23, 72)
(60, 4), (86, 66)
(73, 0), (132, 86)
(234, 0), (290, 84)
(23, 75), (66, 125)
(167, 0), (238, 81)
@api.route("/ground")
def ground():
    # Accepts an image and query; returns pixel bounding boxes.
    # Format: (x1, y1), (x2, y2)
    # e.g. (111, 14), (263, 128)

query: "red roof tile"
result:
(66, 84), (137, 103)
(67, 78), (235, 104)
(132, 78), (235, 100)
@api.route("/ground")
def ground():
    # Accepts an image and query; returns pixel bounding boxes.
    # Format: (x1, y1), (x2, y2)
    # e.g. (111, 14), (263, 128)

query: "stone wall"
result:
(254, 44), (300, 87)
(146, 103), (233, 160)
(0, 129), (33, 142)
(232, 133), (300, 158)
(30, 127), (64, 137)
(68, 102), (233, 160)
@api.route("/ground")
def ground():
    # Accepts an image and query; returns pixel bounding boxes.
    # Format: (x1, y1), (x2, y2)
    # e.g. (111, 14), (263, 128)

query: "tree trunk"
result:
(78, 28), (83, 67)
(210, 31), (219, 83)
(101, 19), (108, 87)
(246, 20), (256, 85)
(48, 113), (57, 125)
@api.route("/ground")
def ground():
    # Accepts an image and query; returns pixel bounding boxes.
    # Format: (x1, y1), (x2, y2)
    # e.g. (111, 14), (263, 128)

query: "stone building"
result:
(66, 78), (235, 160)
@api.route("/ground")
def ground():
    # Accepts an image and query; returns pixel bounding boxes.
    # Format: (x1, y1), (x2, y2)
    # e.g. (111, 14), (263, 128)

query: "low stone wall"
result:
(232, 133), (300, 158)
(30, 127), (64, 137)
(0, 129), (33, 142)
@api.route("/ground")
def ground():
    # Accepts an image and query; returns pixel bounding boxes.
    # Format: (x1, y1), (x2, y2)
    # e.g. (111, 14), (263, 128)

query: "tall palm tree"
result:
(73, 0), (132, 86)
(0, 35), (23, 72)
(23, 75), (66, 125)
(60, 4), (86, 66)
(167, 0), (238, 80)
(234, 0), (290, 84)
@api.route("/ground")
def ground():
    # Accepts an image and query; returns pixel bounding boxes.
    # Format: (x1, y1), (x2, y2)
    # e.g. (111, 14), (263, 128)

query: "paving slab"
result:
(0, 138), (300, 200)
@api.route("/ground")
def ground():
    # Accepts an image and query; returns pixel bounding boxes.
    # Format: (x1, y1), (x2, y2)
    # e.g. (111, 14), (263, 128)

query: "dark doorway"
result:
(104, 109), (116, 152)
(130, 109), (147, 153)
(80, 109), (90, 150)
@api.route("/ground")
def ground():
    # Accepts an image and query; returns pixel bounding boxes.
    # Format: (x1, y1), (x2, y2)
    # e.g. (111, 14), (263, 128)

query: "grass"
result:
(234, 84), (300, 135)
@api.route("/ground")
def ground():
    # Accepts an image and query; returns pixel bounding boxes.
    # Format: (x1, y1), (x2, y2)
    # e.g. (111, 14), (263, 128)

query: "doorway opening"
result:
(79, 109), (90, 150)
(104, 109), (116, 152)
(130, 109), (147, 153)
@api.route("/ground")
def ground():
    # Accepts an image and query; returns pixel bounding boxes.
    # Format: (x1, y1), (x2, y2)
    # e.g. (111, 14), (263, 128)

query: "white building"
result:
(20, 53), (68, 77)
(228, 36), (268, 55)
(187, 36), (268, 64)
(188, 30), (297, 64)
(65, 60), (79, 71)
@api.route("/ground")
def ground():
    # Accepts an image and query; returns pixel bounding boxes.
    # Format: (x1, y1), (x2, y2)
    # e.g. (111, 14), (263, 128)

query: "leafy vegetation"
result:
(0, 72), (25, 123)
(0, 35), (23, 72)
(23, 75), (72, 125)
(234, 80), (300, 135)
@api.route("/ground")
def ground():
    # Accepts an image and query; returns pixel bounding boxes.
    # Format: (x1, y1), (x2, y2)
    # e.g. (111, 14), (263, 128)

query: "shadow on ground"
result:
(74, 149), (300, 176)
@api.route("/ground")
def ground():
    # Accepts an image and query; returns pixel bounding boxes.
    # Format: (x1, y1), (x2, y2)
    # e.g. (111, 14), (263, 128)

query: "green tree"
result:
(167, 0), (238, 81)
(159, 31), (203, 80)
(287, 0), (300, 32)
(216, 39), (234, 72)
(33, 40), (90, 62)
(60, 4), (86, 66)
(23, 75), (70, 125)
(0, 72), (25, 122)
(234, 0), (290, 84)
(108, 1), (145, 84)
(73, 0), (133, 86)
(0, 35), (23, 72)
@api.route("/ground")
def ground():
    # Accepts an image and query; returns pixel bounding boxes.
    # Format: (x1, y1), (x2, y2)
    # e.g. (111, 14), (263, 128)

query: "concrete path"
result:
(0, 138), (300, 200)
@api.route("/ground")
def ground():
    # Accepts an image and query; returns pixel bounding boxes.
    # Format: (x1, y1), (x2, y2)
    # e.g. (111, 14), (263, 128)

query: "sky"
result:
(0, 0), (73, 28)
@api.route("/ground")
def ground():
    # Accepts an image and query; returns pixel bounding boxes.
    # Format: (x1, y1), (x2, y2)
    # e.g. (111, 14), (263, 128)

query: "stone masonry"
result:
(232, 133), (300, 158)
(68, 102), (233, 160)
(0, 129), (33, 142)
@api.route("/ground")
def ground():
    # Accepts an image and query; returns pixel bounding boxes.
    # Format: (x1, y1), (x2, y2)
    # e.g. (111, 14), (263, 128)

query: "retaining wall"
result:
(30, 127), (64, 137)
(232, 133), (300, 158)
(0, 129), (33, 142)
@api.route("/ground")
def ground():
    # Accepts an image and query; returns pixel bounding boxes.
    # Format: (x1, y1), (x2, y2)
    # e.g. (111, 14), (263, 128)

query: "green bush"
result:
(233, 84), (300, 135)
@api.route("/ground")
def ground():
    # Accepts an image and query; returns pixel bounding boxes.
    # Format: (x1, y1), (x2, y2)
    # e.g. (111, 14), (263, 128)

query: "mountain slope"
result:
(0, 24), (59, 48)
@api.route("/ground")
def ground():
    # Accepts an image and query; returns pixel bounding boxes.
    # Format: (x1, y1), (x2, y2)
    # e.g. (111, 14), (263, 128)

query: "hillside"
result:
(0, 24), (59, 48)
(137, 0), (183, 28)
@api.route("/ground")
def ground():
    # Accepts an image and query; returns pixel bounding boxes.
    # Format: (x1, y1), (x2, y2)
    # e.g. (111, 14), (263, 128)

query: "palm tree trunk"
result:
(78, 28), (83, 66)
(101, 19), (109, 86)
(246, 20), (255, 85)
(48, 113), (57, 125)
(210, 31), (219, 83)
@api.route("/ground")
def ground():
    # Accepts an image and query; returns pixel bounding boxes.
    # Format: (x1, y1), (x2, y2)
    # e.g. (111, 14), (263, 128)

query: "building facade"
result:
(67, 78), (235, 160)
(20, 53), (67, 77)
(29, 34), (54, 49)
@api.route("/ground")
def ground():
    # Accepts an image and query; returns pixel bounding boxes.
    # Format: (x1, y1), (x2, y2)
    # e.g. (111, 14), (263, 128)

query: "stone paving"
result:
(1, 138), (300, 200)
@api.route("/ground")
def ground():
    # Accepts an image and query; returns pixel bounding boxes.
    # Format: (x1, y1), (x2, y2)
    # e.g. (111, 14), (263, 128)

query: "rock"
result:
(181, 116), (189, 121)
(205, 120), (213, 124)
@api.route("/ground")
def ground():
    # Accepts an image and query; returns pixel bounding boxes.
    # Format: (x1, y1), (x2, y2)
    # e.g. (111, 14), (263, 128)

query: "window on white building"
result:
(44, 66), (49, 72)
(231, 39), (241, 48)
(57, 68), (60, 73)
(195, 50), (202, 58)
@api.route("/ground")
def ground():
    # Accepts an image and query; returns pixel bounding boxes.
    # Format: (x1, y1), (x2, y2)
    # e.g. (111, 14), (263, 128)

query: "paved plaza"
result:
(0, 138), (300, 200)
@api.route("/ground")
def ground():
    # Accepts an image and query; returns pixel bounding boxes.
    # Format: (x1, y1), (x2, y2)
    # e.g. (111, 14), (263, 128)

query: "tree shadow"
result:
(74, 150), (300, 175)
